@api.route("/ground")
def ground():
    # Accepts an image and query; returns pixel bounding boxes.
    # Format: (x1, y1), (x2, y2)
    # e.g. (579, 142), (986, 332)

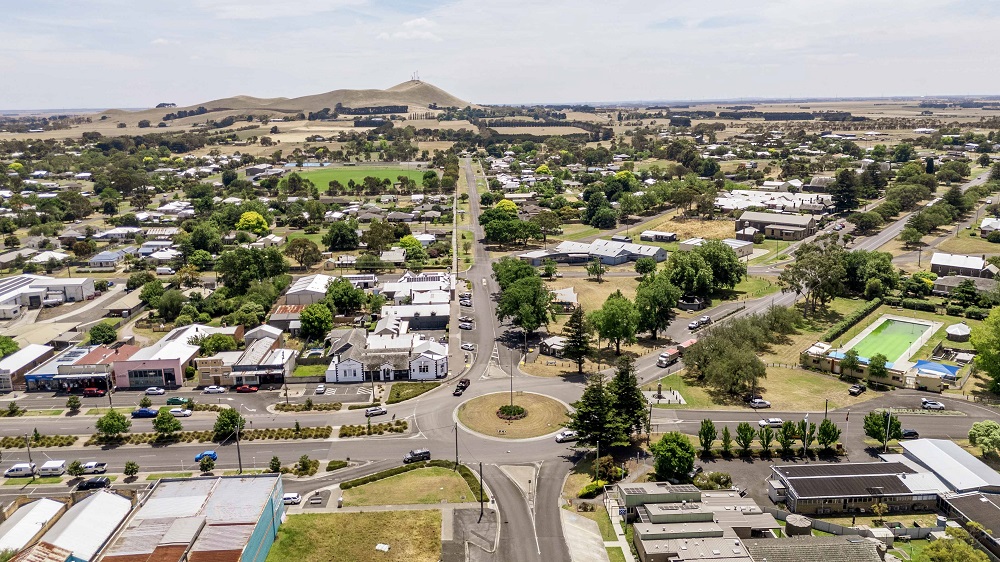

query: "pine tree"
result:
(608, 356), (648, 437)
(563, 306), (593, 374)
(567, 373), (627, 450)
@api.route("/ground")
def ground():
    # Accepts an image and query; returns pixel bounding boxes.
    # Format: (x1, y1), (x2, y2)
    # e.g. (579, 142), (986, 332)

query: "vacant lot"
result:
(937, 227), (1000, 255)
(266, 511), (441, 562)
(546, 276), (641, 311)
(341, 467), (474, 506)
(295, 166), (426, 188)
(645, 212), (735, 240)
(490, 126), (591, 136)
(458, 392), (568, 438)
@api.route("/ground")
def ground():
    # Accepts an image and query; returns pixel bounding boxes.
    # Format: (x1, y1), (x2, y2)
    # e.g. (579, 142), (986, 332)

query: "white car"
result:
(145, 387), (166, 395)
(748, 398), (771, 409)
(315, 384), (326, 394)
(459, 323), (474, 330)
(555, 430), (578, 443)
(169, 408), (192, 417)
(461, 343), (475, 351)
(921, 398), (945, 410)
(758, 417), (783, 428)
(282, 493), (302, 505)
(203, 385), (226, 394)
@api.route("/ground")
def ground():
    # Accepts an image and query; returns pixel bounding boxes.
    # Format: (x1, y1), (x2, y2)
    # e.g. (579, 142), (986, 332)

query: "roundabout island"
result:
(457, 392), (570, 439)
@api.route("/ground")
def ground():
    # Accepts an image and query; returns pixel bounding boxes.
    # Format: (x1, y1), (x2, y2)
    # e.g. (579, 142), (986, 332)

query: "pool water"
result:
(849, 319), (932, 363)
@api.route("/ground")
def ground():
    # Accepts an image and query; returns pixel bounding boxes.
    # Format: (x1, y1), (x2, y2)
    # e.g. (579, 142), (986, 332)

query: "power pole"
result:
(478, 461), (484, 522)
(235, 423), (244, 474)
(25, 433), (34, 481)
(454, 422), (459, 469)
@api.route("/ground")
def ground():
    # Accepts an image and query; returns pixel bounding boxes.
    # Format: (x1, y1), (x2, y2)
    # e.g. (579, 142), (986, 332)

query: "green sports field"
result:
(849, 319), (931, 363)
(293, 167), (426, 187)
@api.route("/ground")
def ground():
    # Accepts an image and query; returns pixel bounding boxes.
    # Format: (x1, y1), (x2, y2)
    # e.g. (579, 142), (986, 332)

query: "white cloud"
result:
(192, 0), (366, 20)
(377, 17), (442, 41)
(150, 38), (171, 45)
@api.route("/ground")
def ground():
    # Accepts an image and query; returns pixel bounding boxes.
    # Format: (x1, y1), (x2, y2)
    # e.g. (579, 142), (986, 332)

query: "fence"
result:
(763, 507), (943, 539)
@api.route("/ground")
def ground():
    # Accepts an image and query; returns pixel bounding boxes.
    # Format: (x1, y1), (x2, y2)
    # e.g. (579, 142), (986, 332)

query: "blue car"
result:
(130, 407), (158, 418)
(195, 450), (218, 462)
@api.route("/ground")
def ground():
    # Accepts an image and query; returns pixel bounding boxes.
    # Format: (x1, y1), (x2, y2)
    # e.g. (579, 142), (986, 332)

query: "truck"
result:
(82, 462), (108, 474)
(656, 348), (680, 368)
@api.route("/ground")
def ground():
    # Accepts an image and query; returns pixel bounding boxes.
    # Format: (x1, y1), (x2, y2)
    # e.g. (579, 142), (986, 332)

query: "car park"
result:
(921, 398), (945, 410)
(759, 417), (783, 428)
(459, 316), (473, 322)
(748, 398), (771, 409)
(461, 343), (475, 351)
(403, 449), (431, 463)
(82, 388), (106, 397)
(282, 493), (302, 505)
(365, 406), (387, 417)
(315, 384), (326, 394)
(166, 396), (189, 405)
(203, 385), (226, 394)
(77, 477), (111, 491)
(849, 384), (866, 396)
(170, 408), (192, 417)
(459, 323), (474, 330)
(145, 387), (166, 395)
(901, 429), (920, 439)
(555, 430), (578, 443)
(235, 385), (258, 393)
(195, 450), (218, 462)
(131, 407), (158, 418)
(687, 464), (704, 480)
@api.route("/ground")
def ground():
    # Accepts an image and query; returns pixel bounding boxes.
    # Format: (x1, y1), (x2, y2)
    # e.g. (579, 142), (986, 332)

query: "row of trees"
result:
(94, 405), (246, 440)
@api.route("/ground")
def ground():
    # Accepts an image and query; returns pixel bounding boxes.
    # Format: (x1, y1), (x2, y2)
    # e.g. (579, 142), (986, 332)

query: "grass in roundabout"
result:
(457, 392), (568, 439)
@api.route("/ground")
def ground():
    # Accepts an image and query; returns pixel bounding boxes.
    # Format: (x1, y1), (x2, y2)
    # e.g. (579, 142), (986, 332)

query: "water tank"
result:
(785, 514), (813, 536)
(936, 515), (947, 528)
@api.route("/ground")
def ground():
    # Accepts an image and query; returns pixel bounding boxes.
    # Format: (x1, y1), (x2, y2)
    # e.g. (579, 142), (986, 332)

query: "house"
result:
(284, 274), (333, 305)
(324, 328), (449, 383)
(380, 248), (407, 265)
(678, 237), (754, 259)
(99, 226), (141, 240)
(930, 252), (999, 279)
(267, 304), (307, 334)
(386, 211), (414, 222)
(413, 233), (436, 247)
(29, 250), (70, 264)
(551, 287), (578, 311)
(735, 210), (817, 240)
(88, 248), (128, 268)
(520, 239), (666, 266)
(932, 275), (999, 296)
(324, 329), (367, 383)
(137, 240), (173, 257)
(250, 233), (284, 248)
(540, 336), (567, 357)
(639, 231), (677, 243)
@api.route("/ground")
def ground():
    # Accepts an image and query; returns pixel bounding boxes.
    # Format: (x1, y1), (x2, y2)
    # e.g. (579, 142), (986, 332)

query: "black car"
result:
(77, 476), (111, 490)
(901, 429), (920, 439)
(453, 386), (465, 396)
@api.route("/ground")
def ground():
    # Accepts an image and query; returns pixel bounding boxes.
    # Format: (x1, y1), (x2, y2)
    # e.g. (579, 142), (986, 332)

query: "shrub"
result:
(497, 404), (527, 420)
(901, 298), (936, 312)
(348, 402), (381, 410)
(823, 298), (882, 342)
(884, 296), (901, 306)
(326, 460), (348, 471)
(578, 480), (608, 499)
(988, 230), (1000, 243)
(946, 304), (965, 316)
(966, 306), (988, 320)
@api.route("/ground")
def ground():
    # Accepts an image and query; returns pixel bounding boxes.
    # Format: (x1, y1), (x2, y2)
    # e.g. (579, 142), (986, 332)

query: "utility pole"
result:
(509, 347), (514, 408)
(478, 461), (484, 522)
(235, 423), (244, 475)
(824, 399), (828, 420)
(25, 433), (34, 481)
(883, 407), (891, 454)
(454, 422), (459, 469)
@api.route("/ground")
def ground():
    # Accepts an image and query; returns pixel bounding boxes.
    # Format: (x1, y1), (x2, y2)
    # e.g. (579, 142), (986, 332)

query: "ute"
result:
(82, 462), (107, 474)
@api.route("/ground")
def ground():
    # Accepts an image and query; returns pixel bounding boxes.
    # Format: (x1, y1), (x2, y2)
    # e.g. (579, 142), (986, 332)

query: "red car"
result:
(235, 385), (259, 393)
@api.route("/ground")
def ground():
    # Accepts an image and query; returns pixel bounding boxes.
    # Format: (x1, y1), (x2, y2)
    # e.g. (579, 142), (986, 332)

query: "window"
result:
(419, 364), (429, 373)
(127, 369), (164, 387)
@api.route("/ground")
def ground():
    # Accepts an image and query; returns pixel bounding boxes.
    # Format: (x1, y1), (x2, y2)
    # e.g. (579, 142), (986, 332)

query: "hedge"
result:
(884, 296), (902, 306)
(348, 402), (382, 410)
(902, 298), (936, 312)
(966, 306), (988, 320)
(946, 304), (965, 316)
(823, 298), (882, 342)
(326, 460), (348, 471)
(578, 480), (608, 499)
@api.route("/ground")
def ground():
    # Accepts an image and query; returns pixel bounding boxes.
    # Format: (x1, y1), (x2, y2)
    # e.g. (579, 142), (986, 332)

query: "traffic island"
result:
(457, 392), (568, 439)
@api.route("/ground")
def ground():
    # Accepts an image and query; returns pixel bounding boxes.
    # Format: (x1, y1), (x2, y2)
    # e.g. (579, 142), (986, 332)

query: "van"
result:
(156, 267), (175, 275)
(4, 463), (37, 478)
(403, 449), (431, 464)
(656, 348), (680, 368)
(39, 460), (66, 476)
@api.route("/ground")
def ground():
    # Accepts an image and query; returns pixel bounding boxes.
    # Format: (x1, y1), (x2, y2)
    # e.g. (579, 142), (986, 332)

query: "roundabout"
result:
(457, 392), (570, 439)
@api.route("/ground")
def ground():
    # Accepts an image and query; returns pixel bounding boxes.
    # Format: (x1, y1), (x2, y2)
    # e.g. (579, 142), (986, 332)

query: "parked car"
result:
(315, 384), (326, 394)
(759, 417), (783, 428)
(687, 464), (704, 480)
(459, 292), (472, 299)
(901, 429), (920, 439)
(145, 387), (166, 395)
(458, 316), (473, 323)
(282, 493), (302, 505)
(82, 388), (106, 397)
(365, 406), (387, 417)
(235, 385), (258, 393)
(461, 343), (475, 351)
(743, 393), (763, 404)
(4, 463), (36, 478)
(848, 384), (866, 396)
(921, 398), (945, 410)
(555, 430), (578, 443)
(82, 462), (107, 474)
(698, 316), (712, 326)
(194, 450), (218, 462)
(748, 398), (771, 409)
(170, 408), (192, 417)
(460, 300), (473, 307)
(459, 323), (474, 330)
(166, 396), (189, 405)
(403, 449), (431, 463)
(203, 385), (226, 394)
(131, 407), (158, 418)
(77, 477), (111, 491)
(688, 320), (701, 330)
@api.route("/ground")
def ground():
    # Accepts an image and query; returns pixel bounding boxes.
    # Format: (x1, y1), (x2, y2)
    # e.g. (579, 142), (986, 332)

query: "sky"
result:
(3, 0), (1000, 109)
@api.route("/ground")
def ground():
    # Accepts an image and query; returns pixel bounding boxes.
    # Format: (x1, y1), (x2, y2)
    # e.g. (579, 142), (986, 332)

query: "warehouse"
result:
(0, 343), (55, 391)
(0, 498), (65, 553)
(283, 274), (334, 305)
(39, 490), (132, 562)
(102, 475), (284, 562)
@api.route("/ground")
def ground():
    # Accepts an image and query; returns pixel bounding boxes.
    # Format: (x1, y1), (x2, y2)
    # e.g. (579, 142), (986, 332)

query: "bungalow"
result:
(930, 252), (999, 279)
(639, 231), (677, 243)
(88, 248), (131, 269)
(250, 233), (284, 248)
(380, 248), (407, 266)
(386, 211), (414, 223)
(100, 226), (141, 240)
(980, 217), (1000, 236)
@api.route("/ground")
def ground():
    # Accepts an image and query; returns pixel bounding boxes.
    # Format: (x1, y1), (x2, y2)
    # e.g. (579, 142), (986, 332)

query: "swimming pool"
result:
(849, 319), (934, 363)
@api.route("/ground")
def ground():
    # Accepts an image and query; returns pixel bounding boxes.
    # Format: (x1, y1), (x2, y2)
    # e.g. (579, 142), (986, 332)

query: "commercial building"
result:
(735, 211), (817, 240)
(381, 304), (449, 330)
(284, 274), (334, 305)
(0, 343), (55, 391)
(677, 237), (754, 259)
(113, 324), (241, 389)
(518, 239), (667, 266)
(0, 275), (95, 309)
(743, 536), (883, 562)
(195, 325), (294, 386)
(0, 498), (65, 553)
(102, 476), (284, 562)
(39, 490), (132, 562)
(898, 439), (1000, 493)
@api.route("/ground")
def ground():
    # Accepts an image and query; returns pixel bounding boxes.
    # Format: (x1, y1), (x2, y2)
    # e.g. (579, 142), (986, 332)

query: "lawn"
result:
(295, 167), (426, 189)
(292, 363), (328, 378)
(386, 382), (440, 404)
(265, 511), (441, 562)
(85, 407), (135, 416)
(644, 211), (735, 241)
(546, 276), (641, 311)
(341, 466), (474, 506)
(22, 409), (64, 416)
(145, 472), (193, 480)
(848, 318), (934, 363)
(457, 392), (568, 439)
(3, 477), (63, 486)
(606, 547), (626, 562)
(554, 222), (601, 241)
(813, 512), (940, 529)
(937, 225), (998, 255)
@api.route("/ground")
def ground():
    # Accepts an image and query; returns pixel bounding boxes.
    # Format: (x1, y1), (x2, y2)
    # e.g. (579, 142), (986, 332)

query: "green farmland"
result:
(295, 167), (427, 188)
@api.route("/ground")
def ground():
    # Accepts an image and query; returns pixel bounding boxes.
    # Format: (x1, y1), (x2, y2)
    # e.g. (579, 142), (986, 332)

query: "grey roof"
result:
(934, 275), (998, 291)
(744, 536), (882, 562)
(946, 492), (1000, 528)
(790, 474), (911, 499)
(237, 337), (276, 366)
(737, 210), (814, 226)
(775, 462), (914, 479)
(901, 438), (1000, 491)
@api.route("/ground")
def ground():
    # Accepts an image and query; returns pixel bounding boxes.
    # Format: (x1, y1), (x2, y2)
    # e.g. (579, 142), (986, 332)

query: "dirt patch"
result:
(645, 211), (736, 240)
